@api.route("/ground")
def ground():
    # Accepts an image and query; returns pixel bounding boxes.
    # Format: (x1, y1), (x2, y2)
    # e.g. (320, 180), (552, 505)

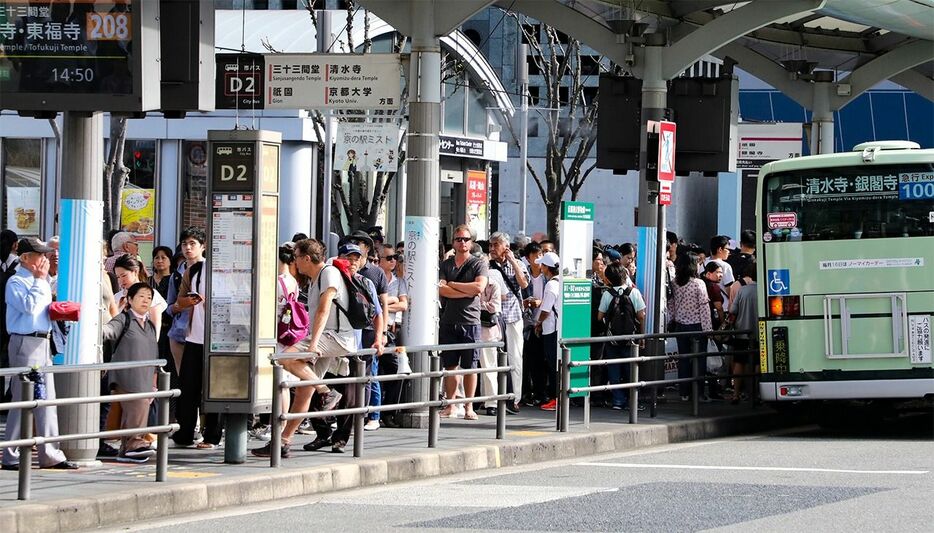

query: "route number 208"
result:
(86, 12), (131, 41)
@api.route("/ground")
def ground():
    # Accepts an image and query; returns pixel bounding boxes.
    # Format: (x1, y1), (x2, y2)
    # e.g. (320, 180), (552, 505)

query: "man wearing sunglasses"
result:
(438, 225), (488, 420)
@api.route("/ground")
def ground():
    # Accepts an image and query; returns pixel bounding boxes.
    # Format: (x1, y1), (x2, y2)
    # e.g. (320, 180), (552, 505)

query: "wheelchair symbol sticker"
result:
(767, 269), (790, 295)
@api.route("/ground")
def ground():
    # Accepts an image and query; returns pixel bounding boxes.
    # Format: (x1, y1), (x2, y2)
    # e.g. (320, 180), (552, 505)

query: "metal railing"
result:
(557, 330), (758, 432)
(0, 359), (180, 500)
(267, 341), (515, 467)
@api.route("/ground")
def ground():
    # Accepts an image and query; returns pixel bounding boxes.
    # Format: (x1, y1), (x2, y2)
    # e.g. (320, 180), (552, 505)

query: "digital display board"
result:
(0, 0), (160, 113)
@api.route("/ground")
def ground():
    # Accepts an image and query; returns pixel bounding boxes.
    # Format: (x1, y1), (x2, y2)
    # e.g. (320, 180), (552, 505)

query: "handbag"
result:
(480, 310), (499, 328)
(277, 277), (309, 346)
(49, 301), (80, 322)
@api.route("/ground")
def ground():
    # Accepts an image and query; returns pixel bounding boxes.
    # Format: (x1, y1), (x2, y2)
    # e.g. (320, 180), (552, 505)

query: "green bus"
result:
(757, 140), (934, 412)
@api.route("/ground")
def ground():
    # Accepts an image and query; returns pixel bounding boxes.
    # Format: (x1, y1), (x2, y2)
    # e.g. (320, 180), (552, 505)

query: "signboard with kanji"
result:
(264, 53), (402, 110)
(0, 0), (160, 113)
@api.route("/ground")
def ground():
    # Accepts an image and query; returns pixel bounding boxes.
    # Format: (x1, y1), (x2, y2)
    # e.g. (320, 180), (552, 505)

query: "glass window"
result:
(764, 164), (934, 242)
(443, 74), (465, 135)
(120, 140), (158, 260)
(180, 140), (208, 235)
(2, 139), (43, 237)
(466, 83), (488, 137)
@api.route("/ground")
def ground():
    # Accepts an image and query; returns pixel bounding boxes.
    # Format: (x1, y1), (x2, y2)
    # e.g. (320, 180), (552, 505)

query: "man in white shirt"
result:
(532, 252), (561, 411)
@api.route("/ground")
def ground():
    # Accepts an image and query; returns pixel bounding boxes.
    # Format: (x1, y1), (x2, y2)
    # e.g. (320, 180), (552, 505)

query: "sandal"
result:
(464, 411), (478, 421)
(196, 442), (220, 450)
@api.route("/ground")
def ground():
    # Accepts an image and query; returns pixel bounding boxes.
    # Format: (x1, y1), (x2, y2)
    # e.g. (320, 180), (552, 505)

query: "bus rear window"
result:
(764, 164), (934, 242)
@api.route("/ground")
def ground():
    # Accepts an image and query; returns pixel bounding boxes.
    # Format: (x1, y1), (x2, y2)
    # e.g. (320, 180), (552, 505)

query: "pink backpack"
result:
(277, 277), (309, 346)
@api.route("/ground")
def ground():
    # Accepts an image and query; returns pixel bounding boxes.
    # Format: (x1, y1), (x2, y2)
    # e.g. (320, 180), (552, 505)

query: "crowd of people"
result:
(0, 221), (758, 465)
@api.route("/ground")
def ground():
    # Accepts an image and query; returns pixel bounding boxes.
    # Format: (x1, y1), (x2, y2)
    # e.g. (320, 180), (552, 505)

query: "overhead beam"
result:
(357, 0), (496, 37)
(712, 41), (813, 109)
(669, 0), (728, 18)
(835, 40), (934, 107)
(891, 68), (934, 102)
(498, 0), (628, 66)
(662, 0), (826, 79)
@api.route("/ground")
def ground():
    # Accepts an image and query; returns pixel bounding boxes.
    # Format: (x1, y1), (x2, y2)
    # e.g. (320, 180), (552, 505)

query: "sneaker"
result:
(124, 447), (157, 459)
(612, 404), (624, 411)
(117, 454), (149, 464)
(484, 407), (497, 417)
(331, 440), (346, 453)
(364, 419), (380, 431)
(303, 437), (331, 451)
(540, 399), (557, 411)
(680, 395), (690, 402)
(624, 404), (647, 412)
(249, 425), (271, 441)
(505, 403), (520, 415)
(321, 389), (343, 411)
(250, 442), (291, 458)
(97, 443), (119, 458)
(381, 416), (401, 429)
(296, 419), (315, 435)
(454, 405), (466, 419)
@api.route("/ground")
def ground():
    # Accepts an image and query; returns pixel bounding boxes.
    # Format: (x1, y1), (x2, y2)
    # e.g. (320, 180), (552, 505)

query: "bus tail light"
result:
(768, 296), (800, 318)
(780, 385), (804, 397)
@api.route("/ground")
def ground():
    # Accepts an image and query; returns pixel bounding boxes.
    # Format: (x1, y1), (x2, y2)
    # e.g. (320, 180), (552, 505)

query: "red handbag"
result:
(49, 301), (81, 322)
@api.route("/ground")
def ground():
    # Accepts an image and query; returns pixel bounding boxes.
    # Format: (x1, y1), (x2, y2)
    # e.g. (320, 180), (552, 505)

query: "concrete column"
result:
(400, 3), (441, 428)
(810, 81), (835, 155)
(717, 171), (741, 237)
(279, 142), (314, 240)
(57, 112), (104, 464)
(317, 9), (336, 246)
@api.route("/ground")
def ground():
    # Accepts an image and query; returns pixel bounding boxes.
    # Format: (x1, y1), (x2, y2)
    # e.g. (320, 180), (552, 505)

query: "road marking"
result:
(574, 462), (930, 475)
(511, 430), (550, 437)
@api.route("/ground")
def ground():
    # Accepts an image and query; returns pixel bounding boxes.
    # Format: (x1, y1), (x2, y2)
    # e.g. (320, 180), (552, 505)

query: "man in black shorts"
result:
(438, 225), (488, 420)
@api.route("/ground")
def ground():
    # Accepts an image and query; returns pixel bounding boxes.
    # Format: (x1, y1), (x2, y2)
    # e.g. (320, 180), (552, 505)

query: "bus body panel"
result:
(756, 146), (934, 402)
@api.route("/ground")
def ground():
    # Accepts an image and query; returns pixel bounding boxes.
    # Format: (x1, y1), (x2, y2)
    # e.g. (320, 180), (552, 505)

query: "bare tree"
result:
(102, 116), (129, 235)
(514, 21), (603, 244)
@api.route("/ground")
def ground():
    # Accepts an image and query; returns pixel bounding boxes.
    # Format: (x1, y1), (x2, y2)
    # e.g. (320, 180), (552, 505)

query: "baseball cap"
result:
(604, 247), (622, 262)
(17, 237), (53, 254)
(338, 243), (363, 257)
(727, 239), (739, 250)
(535, 251), (560, 268)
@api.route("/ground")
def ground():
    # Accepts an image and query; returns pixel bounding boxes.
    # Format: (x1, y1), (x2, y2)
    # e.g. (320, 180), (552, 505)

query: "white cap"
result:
(535, 251), (560, 268)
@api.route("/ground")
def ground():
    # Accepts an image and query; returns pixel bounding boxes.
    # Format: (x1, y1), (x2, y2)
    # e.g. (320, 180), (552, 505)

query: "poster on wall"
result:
(334, 122), (400, 173)
(465, 170), (488, 240)
(121, 188), (156, 260)
(5, 186), (41, 236)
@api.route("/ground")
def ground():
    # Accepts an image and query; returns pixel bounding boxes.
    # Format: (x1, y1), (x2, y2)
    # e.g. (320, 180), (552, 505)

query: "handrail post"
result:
(558, 346), (571, 433)
(496, 348), (507, 440)
(691, 337), (701, 417)
(427, 353), (440, 448)
(17, 374), (33, 501)
(156, 371), (170, 482)
(353, 357), (366, 458)
(270, 364), (283, 468)
(629, 343), (639, 424)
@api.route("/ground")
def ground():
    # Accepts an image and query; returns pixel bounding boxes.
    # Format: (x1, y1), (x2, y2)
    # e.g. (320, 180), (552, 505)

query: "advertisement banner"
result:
(403, 216), (440, 347)
(466, 170), (488, 240)
(335, 122), (400, 173)
(5, 186), (40, 235)
(120, 188), (155, 241)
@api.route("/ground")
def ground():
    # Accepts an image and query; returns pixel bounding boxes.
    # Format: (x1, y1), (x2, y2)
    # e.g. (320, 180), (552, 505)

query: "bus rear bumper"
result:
(760, 378), (934, 401)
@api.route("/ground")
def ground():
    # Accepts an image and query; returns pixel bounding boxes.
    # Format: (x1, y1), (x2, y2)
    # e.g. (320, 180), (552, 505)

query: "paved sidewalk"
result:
(0, 399), (796, 532)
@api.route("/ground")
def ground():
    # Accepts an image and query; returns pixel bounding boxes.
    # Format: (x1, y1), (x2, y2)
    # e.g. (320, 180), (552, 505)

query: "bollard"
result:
(496, 349), (507, 440)
(353, 357), (366, 458)
(691, 337), (701, 417)
(17, 374), (34, 501)
(156, 371), (170, 482)
(559, 347), (571, 433)
(270, 364), (283, 468)
(427, 354), (440, 448)
(629, 344), (640, 425)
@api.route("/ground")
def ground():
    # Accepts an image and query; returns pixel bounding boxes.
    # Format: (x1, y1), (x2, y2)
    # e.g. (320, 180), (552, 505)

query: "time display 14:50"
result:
(52, 68), (94, 83)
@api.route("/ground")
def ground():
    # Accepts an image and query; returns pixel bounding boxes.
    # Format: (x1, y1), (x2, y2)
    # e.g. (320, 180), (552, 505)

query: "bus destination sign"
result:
(0, 0), (159, 113)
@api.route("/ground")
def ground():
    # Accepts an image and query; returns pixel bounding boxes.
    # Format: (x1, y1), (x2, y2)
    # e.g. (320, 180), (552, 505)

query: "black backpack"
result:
(605, 287), (638, 344)
(323, 264), (376, 330)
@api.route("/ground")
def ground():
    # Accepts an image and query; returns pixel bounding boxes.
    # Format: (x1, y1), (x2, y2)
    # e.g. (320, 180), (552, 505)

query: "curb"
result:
(0, 411), (789, 532)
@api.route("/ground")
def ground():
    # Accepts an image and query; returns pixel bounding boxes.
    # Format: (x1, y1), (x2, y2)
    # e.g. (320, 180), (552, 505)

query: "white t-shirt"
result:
(525, 271), (546, 326)
(598, 285), (647, 315)
(186, 266), (206, 344)
(309, 264), (355, 340)
(539, 277), (560, 335)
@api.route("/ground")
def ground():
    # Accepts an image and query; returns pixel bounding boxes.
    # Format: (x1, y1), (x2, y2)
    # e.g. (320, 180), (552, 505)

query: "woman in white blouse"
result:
(667, 252), (712, 401)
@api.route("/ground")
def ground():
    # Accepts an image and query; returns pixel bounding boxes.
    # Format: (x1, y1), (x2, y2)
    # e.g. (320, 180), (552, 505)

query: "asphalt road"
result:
(101, 416), (933, 533)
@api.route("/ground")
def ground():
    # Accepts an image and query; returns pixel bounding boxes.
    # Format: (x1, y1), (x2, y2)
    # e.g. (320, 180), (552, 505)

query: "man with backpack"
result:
(596, 263), (646, 411)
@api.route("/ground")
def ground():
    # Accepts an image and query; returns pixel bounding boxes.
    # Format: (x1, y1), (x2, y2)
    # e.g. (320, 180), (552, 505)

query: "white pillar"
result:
(810, 81), (835, 154)
(717, 171), (742, 237)
(279, 142), (314, 240)
(158, 140), (180, 247)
